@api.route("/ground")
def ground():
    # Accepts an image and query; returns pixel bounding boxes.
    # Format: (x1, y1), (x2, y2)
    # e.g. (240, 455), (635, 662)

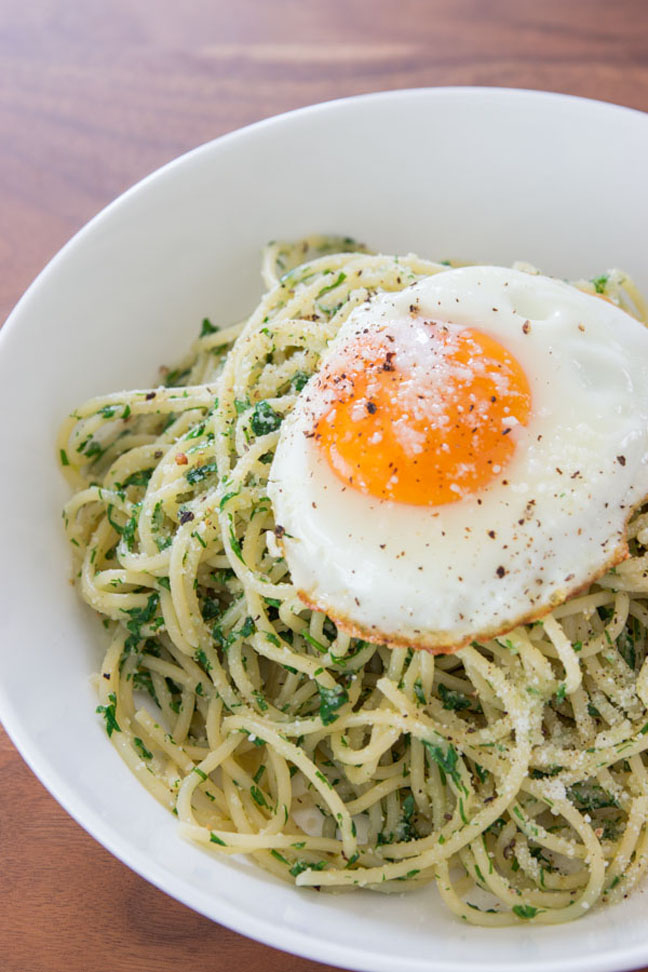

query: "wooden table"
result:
(2, 2), (648, 969)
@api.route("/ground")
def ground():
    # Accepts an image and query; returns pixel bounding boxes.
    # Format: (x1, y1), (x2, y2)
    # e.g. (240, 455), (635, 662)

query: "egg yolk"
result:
(312, 321), (532, 506)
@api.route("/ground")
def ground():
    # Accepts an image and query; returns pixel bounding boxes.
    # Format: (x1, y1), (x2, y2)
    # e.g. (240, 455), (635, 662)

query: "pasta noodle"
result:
(59, 236), (648, 924)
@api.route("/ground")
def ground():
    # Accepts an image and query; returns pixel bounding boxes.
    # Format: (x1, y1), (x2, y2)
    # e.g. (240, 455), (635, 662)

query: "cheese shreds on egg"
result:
(268, 265), (648, 652)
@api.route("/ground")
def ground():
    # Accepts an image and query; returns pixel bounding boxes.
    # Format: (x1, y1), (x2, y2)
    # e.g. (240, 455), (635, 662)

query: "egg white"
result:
(268, 266), (648, 650)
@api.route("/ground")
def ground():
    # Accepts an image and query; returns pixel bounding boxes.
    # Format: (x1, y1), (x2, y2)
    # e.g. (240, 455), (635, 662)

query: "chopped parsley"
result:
(201, 597), (221, 622)
(219, 489), (240, 511)
(250, 785), (269, 808)
(186, 461), (218, 485)
(164, 366), (190, 387)
(250, 400), (283, 436)
(151, 501), (170, 549)
(474, 763), (489, 784)
(316, 272), (346, 298)
(133, 737), (153, 760)
(617, 619), (638, 670)
(96, 693), (121, 737)
(121, 468), (153, 489)
(289, 859), (326, 877)
(318, 683), (349, 725)
(396, 793), (416, 841)
(567, 781), (618, 811)
(200, 317), (218, 337)
(79, 438), (106, 462)
(122, 593), (160, 652)
(132, 670), (159, 704)
(438, 683), (472, 711)
(413, 678), (426, 705)
(238, 616), (256, 639)
(512, 904), (540, 920)
(98, 404), (118, 418)
(185, 422), (205, 440)
(291, 371), (310, 392)
(422, 739), (465, 792)
(194, 648), (213, 673)
(228, 521), (245, 563)
(303, 632), (328, 654)
(122, 513), (138, 551)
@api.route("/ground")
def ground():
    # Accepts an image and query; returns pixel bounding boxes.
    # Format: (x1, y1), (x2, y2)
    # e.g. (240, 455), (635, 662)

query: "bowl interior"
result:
(1, 87), (648, 972)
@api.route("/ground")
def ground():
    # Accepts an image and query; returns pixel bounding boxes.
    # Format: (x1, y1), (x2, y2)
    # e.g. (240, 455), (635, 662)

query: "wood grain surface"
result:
(1, 2), (648, 969)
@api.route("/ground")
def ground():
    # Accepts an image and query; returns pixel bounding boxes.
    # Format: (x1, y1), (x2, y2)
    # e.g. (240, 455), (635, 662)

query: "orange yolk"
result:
(313, 323), (532, 506)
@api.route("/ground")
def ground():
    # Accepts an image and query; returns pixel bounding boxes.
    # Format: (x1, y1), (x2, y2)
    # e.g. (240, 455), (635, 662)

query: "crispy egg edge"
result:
(291, 533), (631, 655)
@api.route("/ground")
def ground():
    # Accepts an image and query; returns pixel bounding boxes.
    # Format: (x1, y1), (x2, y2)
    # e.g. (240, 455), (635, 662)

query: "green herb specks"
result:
(512, 904), (540, 920)
(200, 318), (218, 337)
(438, 683), (472, 711)
(316, 272), (346, 298)
(134, 737), (153, 760)
(250, 400), (283, 437)
(318, 683), (349, 725)
(186, 462), (218, 486)
(96, 693), (121, 737)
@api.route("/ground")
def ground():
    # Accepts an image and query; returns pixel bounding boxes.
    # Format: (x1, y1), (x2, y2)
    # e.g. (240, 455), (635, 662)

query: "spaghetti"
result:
(59, 237), (648, 924)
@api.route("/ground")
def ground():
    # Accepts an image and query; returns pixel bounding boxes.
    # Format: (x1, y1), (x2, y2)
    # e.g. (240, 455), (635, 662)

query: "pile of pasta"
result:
(59, 236), (648, 924)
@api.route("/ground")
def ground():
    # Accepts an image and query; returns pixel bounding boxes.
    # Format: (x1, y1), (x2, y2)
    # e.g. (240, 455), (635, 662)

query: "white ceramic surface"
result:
(1, 88), (648, 972)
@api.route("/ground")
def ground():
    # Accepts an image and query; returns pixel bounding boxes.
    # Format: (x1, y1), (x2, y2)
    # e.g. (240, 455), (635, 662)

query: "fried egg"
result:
(267, 265), (648, 651)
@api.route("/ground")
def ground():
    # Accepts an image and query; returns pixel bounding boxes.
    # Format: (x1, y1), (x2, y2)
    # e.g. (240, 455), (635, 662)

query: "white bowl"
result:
(1, 87), (648, 972)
